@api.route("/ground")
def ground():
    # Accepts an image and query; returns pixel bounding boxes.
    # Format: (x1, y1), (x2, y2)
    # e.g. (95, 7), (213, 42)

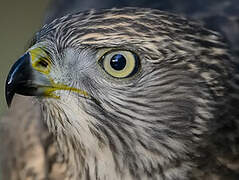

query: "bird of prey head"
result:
(5, 8), (237, 180)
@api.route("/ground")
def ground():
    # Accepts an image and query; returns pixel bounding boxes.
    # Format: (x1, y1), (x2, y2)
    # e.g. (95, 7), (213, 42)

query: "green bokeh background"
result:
(0, 0), (50, 116)
(0, 1), (49, 177)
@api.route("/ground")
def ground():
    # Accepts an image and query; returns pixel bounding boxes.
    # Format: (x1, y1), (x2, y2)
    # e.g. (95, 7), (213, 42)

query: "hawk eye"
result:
(98, 50), (139, 78)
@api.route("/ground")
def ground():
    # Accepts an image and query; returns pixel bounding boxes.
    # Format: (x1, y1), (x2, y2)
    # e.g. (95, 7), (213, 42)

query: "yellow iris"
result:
(99, 50), (139, 78)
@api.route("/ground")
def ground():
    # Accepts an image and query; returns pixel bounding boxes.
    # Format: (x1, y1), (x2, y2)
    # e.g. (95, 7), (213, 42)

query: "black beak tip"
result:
(5, 52), (31, 107)
(5, 88), (14, 107)
(5, 70), (15, 107)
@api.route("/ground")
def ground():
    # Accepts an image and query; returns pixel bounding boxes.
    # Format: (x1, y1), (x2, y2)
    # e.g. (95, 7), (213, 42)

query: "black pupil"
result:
(110, 54), (126, 71)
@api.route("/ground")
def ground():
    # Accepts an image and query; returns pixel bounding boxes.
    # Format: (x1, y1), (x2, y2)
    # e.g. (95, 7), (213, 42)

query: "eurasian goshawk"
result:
(2, 7), (239, 180)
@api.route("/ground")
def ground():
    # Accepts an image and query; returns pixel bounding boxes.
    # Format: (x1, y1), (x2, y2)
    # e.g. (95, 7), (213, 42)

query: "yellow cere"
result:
(29, 47), (51, 75)
(29, 47), (90, 99)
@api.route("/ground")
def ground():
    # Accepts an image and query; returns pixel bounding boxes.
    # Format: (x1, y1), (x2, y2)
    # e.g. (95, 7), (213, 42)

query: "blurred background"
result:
(0, 1), (50, 116)
(0, 2), (50, 178)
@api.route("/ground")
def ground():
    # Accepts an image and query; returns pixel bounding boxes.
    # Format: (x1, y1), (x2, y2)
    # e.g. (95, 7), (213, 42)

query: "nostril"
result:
(29, 47), (51, 74)
(38, 60), (49, 68)
(33, 58), (51, 74)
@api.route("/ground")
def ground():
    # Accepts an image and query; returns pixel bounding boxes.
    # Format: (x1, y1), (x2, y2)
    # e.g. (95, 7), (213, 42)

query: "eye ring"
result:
(98, 50), (140, 79)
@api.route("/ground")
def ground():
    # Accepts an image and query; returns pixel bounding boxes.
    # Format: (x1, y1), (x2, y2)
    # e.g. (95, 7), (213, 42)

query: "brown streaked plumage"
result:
(2, 6), (239, 180)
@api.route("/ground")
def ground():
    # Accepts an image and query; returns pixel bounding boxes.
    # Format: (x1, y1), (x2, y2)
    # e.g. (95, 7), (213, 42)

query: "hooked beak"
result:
(5, 51), (52, 106)
(5, 47), (89, 107)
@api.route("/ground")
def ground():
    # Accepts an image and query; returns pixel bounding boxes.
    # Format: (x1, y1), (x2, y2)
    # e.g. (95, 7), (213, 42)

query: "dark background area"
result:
(0, 1), (49, 116)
